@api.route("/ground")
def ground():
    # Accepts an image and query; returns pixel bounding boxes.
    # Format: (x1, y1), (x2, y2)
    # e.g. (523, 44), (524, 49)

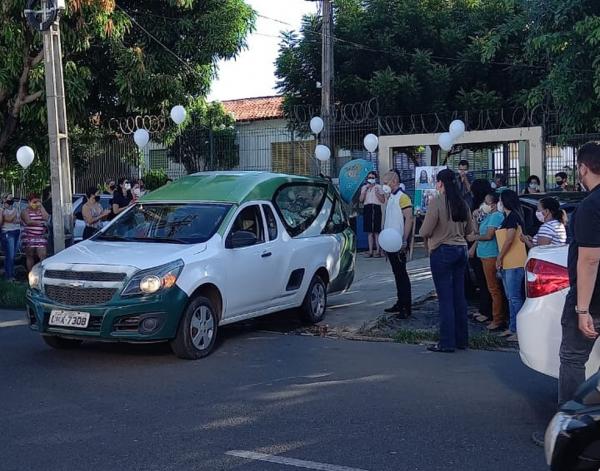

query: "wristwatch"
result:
(576, 307), (590, 315)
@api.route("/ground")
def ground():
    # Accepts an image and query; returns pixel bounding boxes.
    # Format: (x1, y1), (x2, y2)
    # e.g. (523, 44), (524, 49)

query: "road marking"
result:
(0, 320), (28, 328)
(225, 450), (369, 471)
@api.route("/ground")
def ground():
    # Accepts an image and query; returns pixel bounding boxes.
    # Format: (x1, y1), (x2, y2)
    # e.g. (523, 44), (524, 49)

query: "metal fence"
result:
(545, 134), (600, 191)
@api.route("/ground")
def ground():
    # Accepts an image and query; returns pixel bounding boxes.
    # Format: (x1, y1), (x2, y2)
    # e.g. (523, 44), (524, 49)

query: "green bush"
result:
(143, 169), (169, 191)
(0, 280), (27, 309)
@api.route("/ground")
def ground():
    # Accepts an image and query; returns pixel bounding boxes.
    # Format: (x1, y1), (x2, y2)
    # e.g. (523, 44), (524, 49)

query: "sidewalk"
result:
(0, 308), (28, 327)
(324, 254), (434, 333)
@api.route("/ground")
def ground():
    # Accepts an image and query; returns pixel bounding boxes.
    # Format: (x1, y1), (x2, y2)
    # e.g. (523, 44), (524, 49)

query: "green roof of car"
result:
(141, 171), (325, 204)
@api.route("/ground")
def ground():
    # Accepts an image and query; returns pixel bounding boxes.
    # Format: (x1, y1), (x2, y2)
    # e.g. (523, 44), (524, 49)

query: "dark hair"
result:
(524, 175), (541, 194)
(540, 197), (567, 225)
(458, 160), (469, 168)
(117, 177), (129, 187)
(495, 173), (508, 187)
(485, 192), (499, 204)
(470, 179), (492, 210)
(437, 169), (468, 222)
(367, 171), (378, 179)
(28, 192), (40, 201)
(577, 142), (600, 174)
(86, 186), (98, 199)
(500, 190), (524, 221)
(555, 172), (568, 181)
(419, 169), (428, 183)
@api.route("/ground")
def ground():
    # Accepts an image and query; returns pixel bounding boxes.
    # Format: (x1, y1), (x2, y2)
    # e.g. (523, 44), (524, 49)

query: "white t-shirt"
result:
(534, 220), (567, 246)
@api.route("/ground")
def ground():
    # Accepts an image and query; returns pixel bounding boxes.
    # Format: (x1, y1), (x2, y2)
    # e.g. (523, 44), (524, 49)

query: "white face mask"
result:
(529, 183), (539, 191)
(125, 183), (132, 191)
(497, 201), (504, 213)
(536, 210), (545, 223)
(382, 185), (392, 194)
(481, 203), (492, 214)
(490, 182), (497, 189)
(367, 178), (376, 185)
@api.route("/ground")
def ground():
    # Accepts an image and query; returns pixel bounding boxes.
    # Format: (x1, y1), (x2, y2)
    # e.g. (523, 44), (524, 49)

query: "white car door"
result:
(222, 203), (278, 318)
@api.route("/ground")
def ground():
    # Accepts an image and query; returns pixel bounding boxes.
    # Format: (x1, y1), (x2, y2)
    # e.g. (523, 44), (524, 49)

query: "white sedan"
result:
(517, 244), (600, 378)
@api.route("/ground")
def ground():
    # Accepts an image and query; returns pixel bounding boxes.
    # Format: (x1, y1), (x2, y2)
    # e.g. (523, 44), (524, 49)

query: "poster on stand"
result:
(413, 166), (447, 213)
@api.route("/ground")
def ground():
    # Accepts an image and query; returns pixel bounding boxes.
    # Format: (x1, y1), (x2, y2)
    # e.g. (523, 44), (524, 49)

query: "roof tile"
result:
(222, 96), (284, 122)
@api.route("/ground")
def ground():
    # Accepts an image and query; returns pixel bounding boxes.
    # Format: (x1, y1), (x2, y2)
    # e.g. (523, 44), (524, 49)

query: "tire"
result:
(42, 335), (83, 349)
(170, 296), (218, 360)
(299, 275), (327, 324)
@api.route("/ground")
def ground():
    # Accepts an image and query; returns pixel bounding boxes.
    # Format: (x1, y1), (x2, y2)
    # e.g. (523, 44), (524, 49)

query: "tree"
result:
(0, 0), (255, 168)
(166, 99), (238, 173)
(276, 0), (536, 118)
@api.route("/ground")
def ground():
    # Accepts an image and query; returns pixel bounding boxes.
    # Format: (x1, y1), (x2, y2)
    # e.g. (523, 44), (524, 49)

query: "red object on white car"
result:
(518, 245), (600, 378)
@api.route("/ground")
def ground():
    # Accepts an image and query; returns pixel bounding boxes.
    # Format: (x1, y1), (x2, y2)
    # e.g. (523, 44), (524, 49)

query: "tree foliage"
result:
(276, 0), (600, 137)
(0, 0), (255, 168)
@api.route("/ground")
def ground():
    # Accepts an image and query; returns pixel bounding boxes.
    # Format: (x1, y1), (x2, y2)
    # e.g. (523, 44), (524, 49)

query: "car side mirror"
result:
(226, 230), (257, 249)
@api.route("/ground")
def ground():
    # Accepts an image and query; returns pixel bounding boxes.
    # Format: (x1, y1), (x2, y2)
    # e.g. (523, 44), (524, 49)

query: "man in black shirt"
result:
(559, 142), (600, 405)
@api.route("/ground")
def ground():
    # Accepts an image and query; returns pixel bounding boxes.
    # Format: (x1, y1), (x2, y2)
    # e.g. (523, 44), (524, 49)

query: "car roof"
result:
(141, 171), (326, 204)
(519, 192), (586, 206)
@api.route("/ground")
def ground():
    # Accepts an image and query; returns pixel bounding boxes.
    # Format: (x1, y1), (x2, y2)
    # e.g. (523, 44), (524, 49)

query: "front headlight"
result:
(545, 412), (571, 465)
(28, 263), (43, 291)
(121, 260), (184, 297)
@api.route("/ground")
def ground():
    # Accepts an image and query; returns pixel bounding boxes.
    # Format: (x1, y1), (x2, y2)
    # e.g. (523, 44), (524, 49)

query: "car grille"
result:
(44, 270), (126, 282)
(45, 285), (117, 306)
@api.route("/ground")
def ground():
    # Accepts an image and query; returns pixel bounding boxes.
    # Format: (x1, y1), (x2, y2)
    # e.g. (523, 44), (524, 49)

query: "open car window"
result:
(229, 205), (265, 245)
(273, 184), (327, 237)
(98, 203), (231, 244)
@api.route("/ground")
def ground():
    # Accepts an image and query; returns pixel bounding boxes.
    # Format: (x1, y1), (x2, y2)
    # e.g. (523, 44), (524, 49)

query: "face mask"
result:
(6, 200), (14, 207)
(367, 178), (376, 184)
(529, 183), (539, 190)
(556, 179), (563, 186)
(399, 183), (406, 191)
(536, 210), (545, 223)
(382, 185), (391, 194)
(109, 185), (115, 191)
(31, 202), (40, 209)
(481, 203), (492, 214)
(497, 201), (504, 213)
(490, 182), (497, 189)
(125, 183), (132, 191)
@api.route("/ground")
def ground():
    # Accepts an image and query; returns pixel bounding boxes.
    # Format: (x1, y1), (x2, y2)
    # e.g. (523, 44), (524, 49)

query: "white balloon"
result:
(363, 133), (379, 153)
(315, 144), (331, 162)
(310, 116), (324, 135)
(438, 132), (454, 152)
(16, 146), (35, 169)
(170, 105), (187, 125)
(449, 119), (466, 139)
(379, 228), (403, 253)
(134, 128), (150, 149)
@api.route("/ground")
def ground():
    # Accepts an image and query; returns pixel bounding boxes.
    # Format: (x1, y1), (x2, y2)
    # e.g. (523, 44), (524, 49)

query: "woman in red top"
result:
(21, 193), (50, 270)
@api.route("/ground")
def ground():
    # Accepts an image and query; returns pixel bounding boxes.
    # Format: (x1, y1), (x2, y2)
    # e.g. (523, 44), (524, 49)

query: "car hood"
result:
(527, 244), (568, 267)
(43, 240), (208, 270)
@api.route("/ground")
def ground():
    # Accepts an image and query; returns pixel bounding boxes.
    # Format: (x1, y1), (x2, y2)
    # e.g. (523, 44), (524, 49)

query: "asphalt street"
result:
(1, 319), (555, 471)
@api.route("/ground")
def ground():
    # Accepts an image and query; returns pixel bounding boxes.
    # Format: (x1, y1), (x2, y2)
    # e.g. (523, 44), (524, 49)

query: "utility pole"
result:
(26, 0), (73, 252)
(321, 0), (334, 176)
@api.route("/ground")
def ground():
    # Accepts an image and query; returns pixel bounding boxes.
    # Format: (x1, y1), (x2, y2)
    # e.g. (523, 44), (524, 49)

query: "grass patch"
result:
(0, 280), (27, 309)
(393, 328), (510, 350)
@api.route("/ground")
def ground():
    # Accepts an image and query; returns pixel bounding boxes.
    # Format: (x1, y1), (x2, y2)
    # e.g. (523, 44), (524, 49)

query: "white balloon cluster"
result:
(311, 116), (331, 162)
(437, 119), (466, 151)
(16, 146), (35, 169)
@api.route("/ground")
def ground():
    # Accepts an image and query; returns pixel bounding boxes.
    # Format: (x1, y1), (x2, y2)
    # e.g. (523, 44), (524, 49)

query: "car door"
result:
(222, 203), (276, 318)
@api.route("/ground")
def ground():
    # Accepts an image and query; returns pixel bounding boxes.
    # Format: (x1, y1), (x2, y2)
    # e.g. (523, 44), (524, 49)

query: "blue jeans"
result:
(1, 230), (20, 279)
(500, 267), (525, 333)
(430, 244), (469, 350)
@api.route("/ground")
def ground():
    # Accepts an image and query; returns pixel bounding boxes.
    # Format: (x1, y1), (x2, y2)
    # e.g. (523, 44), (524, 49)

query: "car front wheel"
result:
(300, 275), (327, 324)
(171, 296), (218, 360)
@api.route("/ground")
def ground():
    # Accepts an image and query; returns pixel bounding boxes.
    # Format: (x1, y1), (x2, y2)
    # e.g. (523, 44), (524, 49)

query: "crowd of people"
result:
(0, 175), (152, 281)
(359, 159), (574, 353)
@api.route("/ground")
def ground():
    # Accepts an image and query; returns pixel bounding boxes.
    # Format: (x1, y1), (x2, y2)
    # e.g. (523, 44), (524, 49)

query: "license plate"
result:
(49, 310), (90, 328)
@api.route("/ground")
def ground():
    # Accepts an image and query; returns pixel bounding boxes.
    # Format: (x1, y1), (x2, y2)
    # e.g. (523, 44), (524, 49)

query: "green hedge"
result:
(0, 280), (27, 309)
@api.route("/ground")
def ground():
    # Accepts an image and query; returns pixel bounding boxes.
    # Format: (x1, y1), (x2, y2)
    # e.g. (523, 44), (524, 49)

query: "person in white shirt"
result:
(359, 171), (385, 257)
(521, 197), (567, 248)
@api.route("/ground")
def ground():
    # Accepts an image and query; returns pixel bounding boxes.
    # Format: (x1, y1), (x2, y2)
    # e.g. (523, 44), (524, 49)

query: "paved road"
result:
(1, 321), (554, 471)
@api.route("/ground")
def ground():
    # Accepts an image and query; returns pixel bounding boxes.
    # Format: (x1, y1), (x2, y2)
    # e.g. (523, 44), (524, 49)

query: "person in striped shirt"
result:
(521, 197), (567, 248)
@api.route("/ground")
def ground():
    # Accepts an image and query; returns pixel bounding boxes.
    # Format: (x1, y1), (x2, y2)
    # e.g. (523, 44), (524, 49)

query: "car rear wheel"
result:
(42, 335), (83, 349)
(170, 296), (218, 360)
(299, 275), (327, 324)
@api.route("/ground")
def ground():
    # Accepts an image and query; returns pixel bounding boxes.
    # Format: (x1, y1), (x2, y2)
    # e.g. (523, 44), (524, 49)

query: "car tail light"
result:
(526, 258), (570, 298)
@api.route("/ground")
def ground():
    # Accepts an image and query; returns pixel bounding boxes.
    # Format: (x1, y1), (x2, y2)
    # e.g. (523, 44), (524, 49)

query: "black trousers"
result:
(388, 251), (412, 310)
(470, 256), (492, 319)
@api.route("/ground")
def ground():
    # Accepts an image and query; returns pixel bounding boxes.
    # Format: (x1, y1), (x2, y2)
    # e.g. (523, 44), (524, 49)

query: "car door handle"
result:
(261, 252), (272, 258)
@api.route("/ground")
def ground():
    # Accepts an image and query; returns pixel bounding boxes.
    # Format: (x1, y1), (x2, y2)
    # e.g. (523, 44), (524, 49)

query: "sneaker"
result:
(475, 314), (489, 322)
(486, 322), (503, 331)
(506, 333), (518, 342)
(384, 305), (401, 314)
(498, 329), (512, 337)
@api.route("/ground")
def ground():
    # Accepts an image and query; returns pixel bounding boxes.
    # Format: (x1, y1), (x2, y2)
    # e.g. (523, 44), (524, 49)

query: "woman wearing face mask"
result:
(523, 175), (542, 194)
(0, 194), (21, 281)
(419, 169), (473, 353)
(467, 193), (507, 331)
(112, 177), (134, 219)
(496, 190), (526, 341)
(521, 197), (567, 248)
(360, 171), (385, 257)
(21, 193), (49, 271)
(82, 187), (111, 240)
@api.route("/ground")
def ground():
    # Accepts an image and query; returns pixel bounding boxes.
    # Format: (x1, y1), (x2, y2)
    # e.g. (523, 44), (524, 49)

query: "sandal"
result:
(364, 253), (373, 258)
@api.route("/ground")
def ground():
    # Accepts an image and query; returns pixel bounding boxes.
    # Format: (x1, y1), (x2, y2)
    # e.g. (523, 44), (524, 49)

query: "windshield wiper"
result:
(129, 236), (189, 244)
(96, 234), (132, 242)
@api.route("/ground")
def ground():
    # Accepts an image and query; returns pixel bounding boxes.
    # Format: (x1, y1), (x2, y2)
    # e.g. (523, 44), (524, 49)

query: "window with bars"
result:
(271, 141), (315, 176)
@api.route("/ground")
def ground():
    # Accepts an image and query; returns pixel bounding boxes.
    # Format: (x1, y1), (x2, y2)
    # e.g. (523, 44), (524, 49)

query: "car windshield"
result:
(97, 203), (231, 244)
